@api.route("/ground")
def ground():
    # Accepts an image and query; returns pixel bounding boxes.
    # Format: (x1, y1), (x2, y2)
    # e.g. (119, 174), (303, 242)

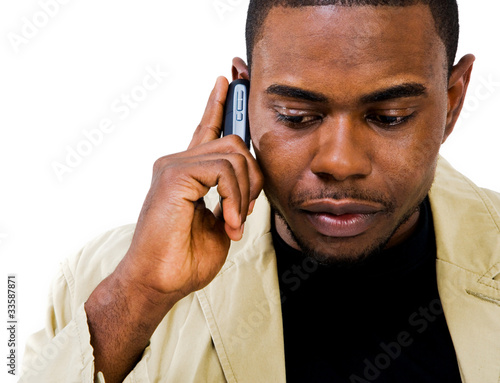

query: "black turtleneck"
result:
(272, 198), (462, 382)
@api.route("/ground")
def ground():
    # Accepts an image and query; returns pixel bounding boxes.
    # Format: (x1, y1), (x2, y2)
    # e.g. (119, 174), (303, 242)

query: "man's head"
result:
(232, 1), (474, 265)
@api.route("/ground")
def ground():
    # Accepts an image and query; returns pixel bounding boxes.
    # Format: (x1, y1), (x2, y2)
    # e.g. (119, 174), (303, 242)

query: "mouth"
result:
(299, 200), (384, 238)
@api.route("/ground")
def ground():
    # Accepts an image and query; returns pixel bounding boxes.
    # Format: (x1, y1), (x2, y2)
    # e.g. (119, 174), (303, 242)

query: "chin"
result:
(290, 229), (393, 267)
(272, 198), (422, 268)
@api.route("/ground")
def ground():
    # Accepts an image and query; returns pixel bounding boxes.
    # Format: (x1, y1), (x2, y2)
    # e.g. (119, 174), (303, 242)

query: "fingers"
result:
(184, 135), (263, 201)
(194, 152), (262, 240)
(189, 76), (229, 149)
(157, 135), (264, 224)
(158, 75), (263, 241)
(153, 153), (253, 234)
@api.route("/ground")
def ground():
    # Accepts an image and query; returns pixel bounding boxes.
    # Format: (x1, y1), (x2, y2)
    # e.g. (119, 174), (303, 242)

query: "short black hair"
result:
(245, 0), (459, 76)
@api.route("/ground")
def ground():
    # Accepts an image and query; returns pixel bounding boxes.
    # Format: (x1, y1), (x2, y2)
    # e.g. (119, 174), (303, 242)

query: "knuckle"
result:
(251, 172), (265, 197)
(199, 122), (220, 136)
(193, 123), (208, 137)
(152, 157), (165, 174)
(224, 133), (245, 147)
(152, 155), (179, 178)
(213, 158), (234, 172)
(255, 168), (265, 184)
(231, 152), (248, 168)
(206, 124), (221, 137)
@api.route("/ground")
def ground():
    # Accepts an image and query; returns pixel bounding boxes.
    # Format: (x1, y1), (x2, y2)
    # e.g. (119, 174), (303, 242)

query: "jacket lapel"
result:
(430, 158), (500, 383)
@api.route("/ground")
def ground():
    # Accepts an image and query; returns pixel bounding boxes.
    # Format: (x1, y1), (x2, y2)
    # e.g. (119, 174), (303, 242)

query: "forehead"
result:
(252, 5), (447, 96)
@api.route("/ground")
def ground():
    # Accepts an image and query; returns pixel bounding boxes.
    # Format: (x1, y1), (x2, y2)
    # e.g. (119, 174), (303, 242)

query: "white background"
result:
(1, 0), (499, 379)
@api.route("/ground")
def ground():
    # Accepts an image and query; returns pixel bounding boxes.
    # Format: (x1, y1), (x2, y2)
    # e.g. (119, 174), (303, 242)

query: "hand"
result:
(85, 76), (263, 383)
(118, 76), (263, 302)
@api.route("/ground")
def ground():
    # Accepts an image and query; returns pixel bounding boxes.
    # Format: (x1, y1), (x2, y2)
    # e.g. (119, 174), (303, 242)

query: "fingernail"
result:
(248, 200), (256, 216)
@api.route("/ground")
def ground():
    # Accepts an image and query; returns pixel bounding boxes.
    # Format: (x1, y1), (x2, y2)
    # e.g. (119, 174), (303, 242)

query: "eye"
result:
(276, 114), (319, 125)
(366, 112), (416, 127)
(275, 107), (323, 128)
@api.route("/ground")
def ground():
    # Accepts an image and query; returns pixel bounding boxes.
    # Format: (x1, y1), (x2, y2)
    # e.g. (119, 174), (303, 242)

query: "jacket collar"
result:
(198, 157), (500, 382)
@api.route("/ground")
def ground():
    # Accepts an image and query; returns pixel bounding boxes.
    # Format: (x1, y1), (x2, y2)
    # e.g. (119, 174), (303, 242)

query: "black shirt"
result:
(272, 198), (462, 382)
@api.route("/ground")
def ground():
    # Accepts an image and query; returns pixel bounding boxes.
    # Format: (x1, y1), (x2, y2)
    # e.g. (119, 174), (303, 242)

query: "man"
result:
(21, 0), (500, 382)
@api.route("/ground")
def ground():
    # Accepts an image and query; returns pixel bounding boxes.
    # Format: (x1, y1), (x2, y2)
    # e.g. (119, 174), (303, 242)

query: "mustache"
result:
(289, 187), (396, 212)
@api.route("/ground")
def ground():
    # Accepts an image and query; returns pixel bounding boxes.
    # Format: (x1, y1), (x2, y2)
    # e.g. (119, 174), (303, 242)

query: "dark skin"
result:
(245, 5), (474, 264)
(84, 5), (474, 382)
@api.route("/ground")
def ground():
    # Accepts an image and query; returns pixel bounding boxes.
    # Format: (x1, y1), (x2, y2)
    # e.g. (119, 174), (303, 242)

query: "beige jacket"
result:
(20, 158), (500, 383)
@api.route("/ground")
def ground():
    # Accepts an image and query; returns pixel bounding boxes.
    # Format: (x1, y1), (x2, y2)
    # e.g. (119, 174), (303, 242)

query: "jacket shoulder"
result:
(62, 224), (136, 306)
(482, 187), (500, 211)
(431, 158), (500, 273)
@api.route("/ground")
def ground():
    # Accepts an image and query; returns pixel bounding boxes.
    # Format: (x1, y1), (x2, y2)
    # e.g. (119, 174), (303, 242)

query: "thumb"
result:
(189, 76), (229, 149)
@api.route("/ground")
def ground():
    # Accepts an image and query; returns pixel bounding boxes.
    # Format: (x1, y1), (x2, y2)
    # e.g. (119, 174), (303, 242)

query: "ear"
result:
(443, 54), (475, 143)
(231, 57), (250, 81)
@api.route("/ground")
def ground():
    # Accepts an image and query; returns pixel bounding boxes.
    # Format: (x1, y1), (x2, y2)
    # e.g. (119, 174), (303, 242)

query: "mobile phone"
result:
(220, 79), (250, 217)
(222, 79), (250, 148)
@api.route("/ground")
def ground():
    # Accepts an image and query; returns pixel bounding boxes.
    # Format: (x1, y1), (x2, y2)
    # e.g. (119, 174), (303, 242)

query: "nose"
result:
(310, 115), (372, 181)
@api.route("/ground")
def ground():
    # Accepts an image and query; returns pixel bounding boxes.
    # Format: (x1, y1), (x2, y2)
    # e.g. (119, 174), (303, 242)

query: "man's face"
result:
(248, 5), (451, 264)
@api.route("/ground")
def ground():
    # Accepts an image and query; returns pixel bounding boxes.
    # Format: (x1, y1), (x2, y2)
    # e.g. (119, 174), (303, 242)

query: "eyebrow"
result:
(360, 83), (428, 103)
(265, 82), (427, 104)
(265, 84), (328, 103)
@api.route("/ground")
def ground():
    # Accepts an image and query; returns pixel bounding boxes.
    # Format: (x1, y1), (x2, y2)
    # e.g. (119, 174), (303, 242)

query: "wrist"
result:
(111, 254), (186, 317)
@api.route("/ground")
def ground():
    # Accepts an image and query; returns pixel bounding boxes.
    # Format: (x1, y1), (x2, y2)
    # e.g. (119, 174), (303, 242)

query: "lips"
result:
(299, 200), (384, 238)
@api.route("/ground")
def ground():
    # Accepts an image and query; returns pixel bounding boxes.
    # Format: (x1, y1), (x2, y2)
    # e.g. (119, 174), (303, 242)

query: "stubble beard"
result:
(269, 192), (425, 268)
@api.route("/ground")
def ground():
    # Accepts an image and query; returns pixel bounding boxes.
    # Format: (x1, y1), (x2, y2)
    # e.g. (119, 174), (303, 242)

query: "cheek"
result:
(250, 103), (304, 196)
(376, 126), (443, 208)
(251, 125), (319, 210)
(253, 129), (304, 195)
